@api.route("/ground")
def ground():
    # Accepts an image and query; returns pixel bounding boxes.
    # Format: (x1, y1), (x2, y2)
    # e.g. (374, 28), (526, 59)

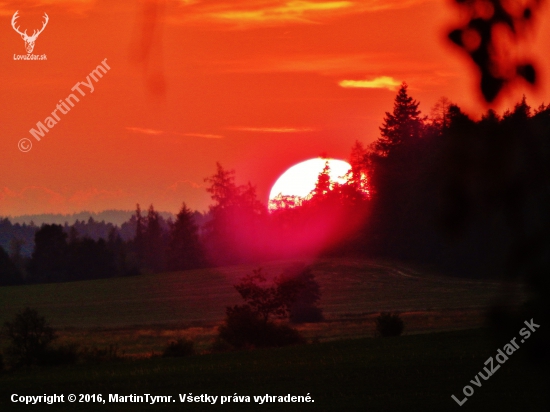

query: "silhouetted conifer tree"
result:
(143, 205), (167, 272)
(167, 203), (203, 270)
(376, 82), (422, 156)
(28, 225), (69, 283)
(203, 163), (265, 264)
(0, 245), (21, 285)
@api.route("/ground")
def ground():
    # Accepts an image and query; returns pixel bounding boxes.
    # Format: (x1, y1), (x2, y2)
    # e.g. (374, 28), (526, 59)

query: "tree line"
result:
(0, 203), (207, 284)
(2, 83), (549, 289)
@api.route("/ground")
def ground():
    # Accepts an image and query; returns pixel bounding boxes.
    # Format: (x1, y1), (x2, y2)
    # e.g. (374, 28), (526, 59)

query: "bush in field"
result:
(162, 338), (195, 357)
(3, 308), (56, 367)
(217, 266), (318, 349)
(277, 264), (324, 324)
(218, 305), (303, 349)
(375, 312), (404, 337)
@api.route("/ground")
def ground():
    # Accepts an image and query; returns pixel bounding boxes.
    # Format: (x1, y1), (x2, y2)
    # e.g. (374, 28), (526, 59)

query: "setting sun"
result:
(268, 158), (351, 210)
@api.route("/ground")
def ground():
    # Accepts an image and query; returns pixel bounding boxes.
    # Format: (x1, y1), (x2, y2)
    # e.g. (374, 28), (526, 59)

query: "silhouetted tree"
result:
(0, 245), (21, 286)
(276, 264), (323, 323)
(365, 84), (433, 258)
(9, 238), (27, 277)
(203, 163), (265, 264)
(311, 161), (332, 200)
(143, 205), (167, 272)
(268, 194), (302, 211)
(25, 223), (131, 283)
(347, 140), (370, 197)
(428, 97), (452, 133)
(130, 204), (169, 273)
(217, 266), (314, 348)
(0, 218), (37, 258)
(233, 265), (322, 322)
(233, 268), (283, 322)
(67, 237), (117, 280)
(167, 203), (203, 270)
(134, 203), (145, 265)
(375, 82), (422, 156)
(106, 227), (140, 277)
(28, 225), (69, 283)
(437, 97), (550, 365)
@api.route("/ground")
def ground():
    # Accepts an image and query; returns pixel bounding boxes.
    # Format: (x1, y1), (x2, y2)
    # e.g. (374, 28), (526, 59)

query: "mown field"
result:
(0, 258), (522, 355)
(0, 329), (547, 411)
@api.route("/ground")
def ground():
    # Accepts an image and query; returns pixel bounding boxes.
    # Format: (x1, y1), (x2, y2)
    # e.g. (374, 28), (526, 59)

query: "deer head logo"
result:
(11, 11), (49, 54)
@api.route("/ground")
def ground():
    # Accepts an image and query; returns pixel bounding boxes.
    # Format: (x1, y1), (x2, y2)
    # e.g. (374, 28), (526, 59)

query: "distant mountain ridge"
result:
(6, 210), (175, 227)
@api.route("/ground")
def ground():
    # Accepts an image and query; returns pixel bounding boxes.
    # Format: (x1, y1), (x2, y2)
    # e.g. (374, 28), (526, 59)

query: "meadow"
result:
(0, 259), (515, 355)
(1, 259), (541, 411)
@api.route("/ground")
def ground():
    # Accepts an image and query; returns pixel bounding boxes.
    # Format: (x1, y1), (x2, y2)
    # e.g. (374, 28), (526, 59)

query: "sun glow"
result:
(268, 158), (351, 210)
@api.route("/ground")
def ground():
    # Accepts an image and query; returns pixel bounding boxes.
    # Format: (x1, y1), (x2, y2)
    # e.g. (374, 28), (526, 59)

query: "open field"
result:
(0, 259), (542, 411)
(0, 329), (547, 411)
(0, 258), (516, 327)
(0, 258), (524, 355)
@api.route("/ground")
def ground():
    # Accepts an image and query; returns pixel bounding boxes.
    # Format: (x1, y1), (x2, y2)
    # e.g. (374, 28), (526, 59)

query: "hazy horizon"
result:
(3, 209), (176, 227)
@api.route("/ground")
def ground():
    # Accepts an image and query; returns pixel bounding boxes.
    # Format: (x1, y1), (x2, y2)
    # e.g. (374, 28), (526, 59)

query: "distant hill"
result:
(7, 210), (175, 226)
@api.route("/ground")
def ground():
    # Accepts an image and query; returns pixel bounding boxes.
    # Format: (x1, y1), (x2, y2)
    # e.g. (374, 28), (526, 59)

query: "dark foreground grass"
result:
(1, 329), (547, 412)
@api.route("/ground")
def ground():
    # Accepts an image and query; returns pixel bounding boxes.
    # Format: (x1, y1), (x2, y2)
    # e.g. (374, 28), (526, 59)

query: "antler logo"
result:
(11, 10), (49, 54)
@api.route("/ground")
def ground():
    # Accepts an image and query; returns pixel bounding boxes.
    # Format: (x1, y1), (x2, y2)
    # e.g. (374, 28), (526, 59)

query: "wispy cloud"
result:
(228, 126), (315, 133)
(126, 127), (224, 139)
(169, 0), (436, 29)
(171, 0), (433, 27)
(126, 126), (164, 135)
(0, 0), (97, 16)
(176, 132), (224, 139)
(0, 0), (432, 24)
(210, 1), (353, 24)
(339, 75), (401, 90)
(352, 0), (432, 13)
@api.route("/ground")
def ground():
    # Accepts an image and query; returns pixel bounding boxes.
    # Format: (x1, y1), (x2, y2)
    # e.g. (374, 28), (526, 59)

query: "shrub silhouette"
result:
(217, 266), (323, 348)
(277, 264), (324, 324)
(3, 308), (56, 367)
(375, 312), (404, 337)
(218, 305), (303, 349)
(162, 338), (195, 357)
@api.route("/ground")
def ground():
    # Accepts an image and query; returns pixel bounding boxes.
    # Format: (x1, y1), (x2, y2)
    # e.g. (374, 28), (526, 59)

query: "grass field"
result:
(0, 258), (522, 356)
(0, 329), (547, 411)
(0, 259), (542, 411)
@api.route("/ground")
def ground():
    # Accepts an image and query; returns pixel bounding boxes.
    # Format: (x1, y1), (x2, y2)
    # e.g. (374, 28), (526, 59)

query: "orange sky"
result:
(2, 0), (550, 217)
